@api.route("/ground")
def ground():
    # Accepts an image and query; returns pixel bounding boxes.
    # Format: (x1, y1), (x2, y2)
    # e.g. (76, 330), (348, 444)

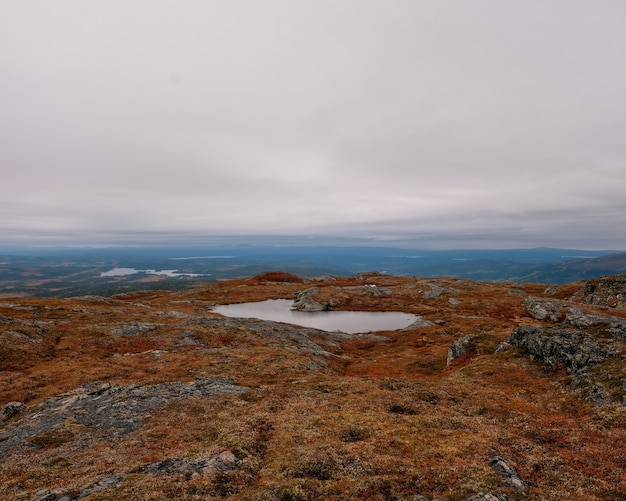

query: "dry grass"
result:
(1, 274), (625, 500)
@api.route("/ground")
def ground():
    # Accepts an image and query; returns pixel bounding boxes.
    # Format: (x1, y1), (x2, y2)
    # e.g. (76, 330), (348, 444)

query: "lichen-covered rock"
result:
(188, 315), (388, 357)
(423, 284), (446, 300)
(508, 326), (616, 373)
(340, 285), (392, 297)
(524, 296), (563, 322)
(465, 493), (511, 501)
(489, 456), (527, 491)
(447, 335), (476, 366)
(111, 322), (160, 336)
(0, 401), (25, 421)
(562, 306), (594, 328)
(292, 287), (330, 312)
(562, 307), (626, 339)
(135, 450), (240, 475)
(573, 275), (626, 308)
(0, 378), (249, 456)
(495, 341), (513, 353)
(75, 475), (125, 499)
(588, 383), (613, 405)
(402, 317), (434, 329)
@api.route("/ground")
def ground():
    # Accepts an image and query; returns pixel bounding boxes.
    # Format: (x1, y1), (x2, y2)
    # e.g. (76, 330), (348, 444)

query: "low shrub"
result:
(387, 403), (417, 415)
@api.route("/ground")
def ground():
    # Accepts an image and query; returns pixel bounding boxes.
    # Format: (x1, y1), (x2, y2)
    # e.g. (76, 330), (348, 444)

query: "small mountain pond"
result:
(212, 299), (419, 334)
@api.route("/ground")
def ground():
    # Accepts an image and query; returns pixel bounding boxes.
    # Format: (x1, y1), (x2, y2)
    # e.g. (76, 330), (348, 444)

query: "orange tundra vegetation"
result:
(0, 273), (625, 500)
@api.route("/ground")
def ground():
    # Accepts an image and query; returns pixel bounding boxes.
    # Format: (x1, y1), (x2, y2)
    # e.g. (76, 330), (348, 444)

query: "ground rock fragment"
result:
(447, 335), (476, 366)
(1, 401), (25, 421)
(111, 322), (160, 336)
(465, 493), (511, 501)
(489, 456), (527, 491)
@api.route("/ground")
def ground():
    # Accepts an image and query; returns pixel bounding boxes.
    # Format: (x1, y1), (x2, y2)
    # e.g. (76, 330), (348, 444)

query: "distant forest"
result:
(0, 246), (624, 297)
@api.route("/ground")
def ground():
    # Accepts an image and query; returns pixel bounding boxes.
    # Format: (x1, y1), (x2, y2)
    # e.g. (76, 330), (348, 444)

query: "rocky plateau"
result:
(1, 272), (625, 500)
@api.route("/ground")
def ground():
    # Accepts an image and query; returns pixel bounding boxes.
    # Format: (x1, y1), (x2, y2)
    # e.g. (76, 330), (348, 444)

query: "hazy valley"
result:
(1, 246), (625, 298)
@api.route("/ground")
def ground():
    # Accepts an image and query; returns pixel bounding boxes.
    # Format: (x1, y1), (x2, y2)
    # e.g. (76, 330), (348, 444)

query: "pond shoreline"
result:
(212, 298), (419, 334)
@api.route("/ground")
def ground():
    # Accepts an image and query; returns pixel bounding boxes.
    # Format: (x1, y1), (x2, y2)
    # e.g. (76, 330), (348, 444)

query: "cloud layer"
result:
(2, 1), (625, 248)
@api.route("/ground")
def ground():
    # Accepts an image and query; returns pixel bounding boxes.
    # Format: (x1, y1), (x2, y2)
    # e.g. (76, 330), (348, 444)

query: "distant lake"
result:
(170, 256), (235, 260)
(100, 267), (207, 278)
(212, 299), (419, 334)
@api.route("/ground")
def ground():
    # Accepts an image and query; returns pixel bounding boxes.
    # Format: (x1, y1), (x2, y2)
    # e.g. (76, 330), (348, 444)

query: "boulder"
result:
(524, 296), (563, 322)
(489, 456), (527, 491)
(1, 401), (25, 421)
(292, 288), (331, 312)
(447, 335), (476, 366)
(423, 284), (446, 300)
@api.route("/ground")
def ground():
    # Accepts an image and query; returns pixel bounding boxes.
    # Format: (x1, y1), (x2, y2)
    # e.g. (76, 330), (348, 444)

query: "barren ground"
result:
(1, 272), (625, 500)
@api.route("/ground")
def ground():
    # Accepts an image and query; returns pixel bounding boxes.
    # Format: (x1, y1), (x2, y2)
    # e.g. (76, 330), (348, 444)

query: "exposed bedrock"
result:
(524, 296), (564, 322)
(507, 326), (616, 373)
(573, 275), (626, 309)
(292, 287), (333, 312)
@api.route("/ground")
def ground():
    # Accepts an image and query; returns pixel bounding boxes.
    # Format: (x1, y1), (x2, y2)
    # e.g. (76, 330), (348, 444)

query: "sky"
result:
(1, 0), (626, 250)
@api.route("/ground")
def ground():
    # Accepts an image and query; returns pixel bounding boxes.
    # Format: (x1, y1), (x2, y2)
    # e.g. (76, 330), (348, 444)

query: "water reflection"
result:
(212, 299), (418, 334)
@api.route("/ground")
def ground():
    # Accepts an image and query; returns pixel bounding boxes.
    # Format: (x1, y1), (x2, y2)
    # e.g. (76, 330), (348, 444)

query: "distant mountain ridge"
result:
(520, 251), (626, 283)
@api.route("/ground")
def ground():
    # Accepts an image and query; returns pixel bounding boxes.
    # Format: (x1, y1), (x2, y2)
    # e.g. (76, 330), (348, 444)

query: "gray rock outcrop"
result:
(573, 275), (626, 308)
(1, 401), (25, 422)
(111, 322), (160, 336)
(524, 296), (563, 322)
(188, 315), (390, 358)
(340, 285), (392, 297)
(447, 335), (476, 366)
(292, 287), (331, 312)
(0, 378), (248, 457)
(489, 456), (527, 491)
(33, 450), (242, 500)
(562, 306), (626, 339)
(562, 306), (595, 328)
(507, 326), (616, 373)
(465, 494), (511, 501)
(423, 284), (446, 300)
(402, 317), (434, 330)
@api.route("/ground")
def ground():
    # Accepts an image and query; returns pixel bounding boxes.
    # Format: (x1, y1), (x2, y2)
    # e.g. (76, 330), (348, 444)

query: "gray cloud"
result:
(1, 0), (625, 249)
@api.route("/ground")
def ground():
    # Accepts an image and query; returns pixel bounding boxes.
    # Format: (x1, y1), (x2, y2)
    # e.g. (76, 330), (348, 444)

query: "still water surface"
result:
(212, 299), (418, 334)
(100, 267), (206, 277)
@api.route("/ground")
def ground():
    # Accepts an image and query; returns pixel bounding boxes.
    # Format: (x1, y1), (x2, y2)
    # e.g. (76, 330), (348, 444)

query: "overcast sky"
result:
(2, 1), (625, 249)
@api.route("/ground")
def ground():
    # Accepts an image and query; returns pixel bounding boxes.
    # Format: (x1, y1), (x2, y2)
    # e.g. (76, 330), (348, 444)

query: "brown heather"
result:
(0, 274), (625, 500)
